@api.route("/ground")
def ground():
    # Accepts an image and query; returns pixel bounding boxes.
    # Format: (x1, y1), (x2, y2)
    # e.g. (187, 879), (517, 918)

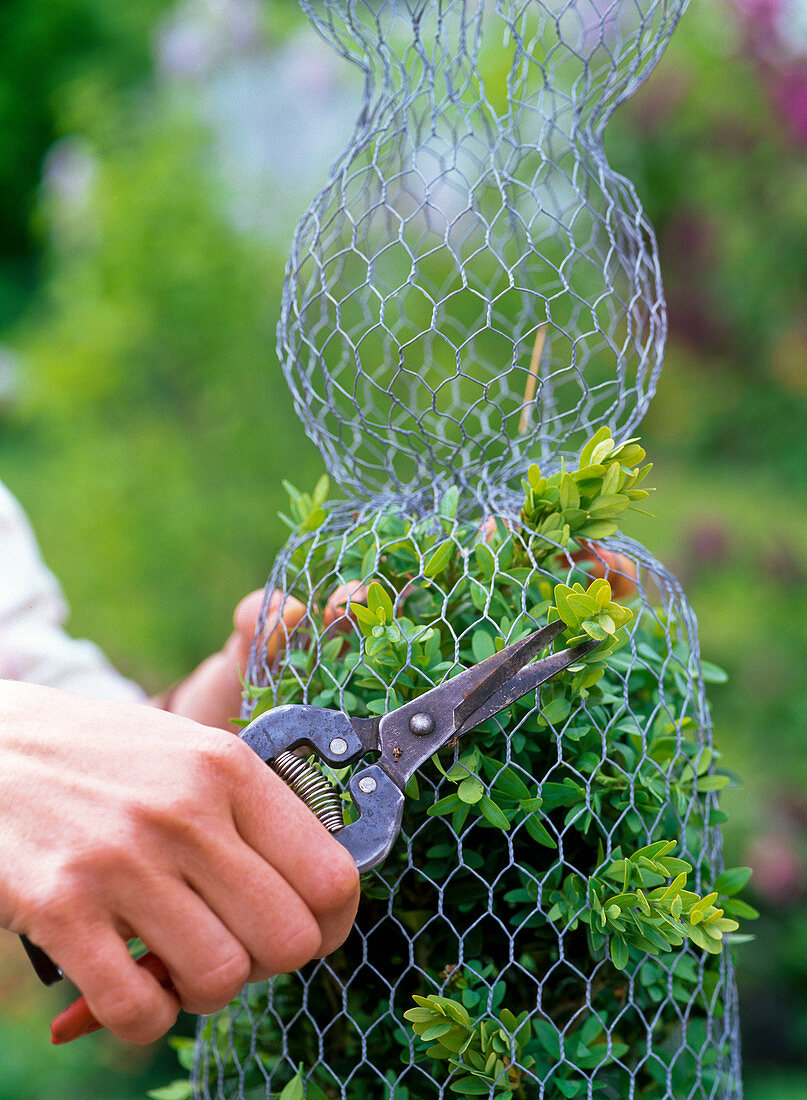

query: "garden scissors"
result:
(40, 617), (595, 1041)
(241, 617), (596, 872)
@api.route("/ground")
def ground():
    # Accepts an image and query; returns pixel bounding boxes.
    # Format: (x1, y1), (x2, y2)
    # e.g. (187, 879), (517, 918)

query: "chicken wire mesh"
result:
(280, 0), (681, 497)
(190, 1), (745, 1097)
(191, 504), (743, 1099)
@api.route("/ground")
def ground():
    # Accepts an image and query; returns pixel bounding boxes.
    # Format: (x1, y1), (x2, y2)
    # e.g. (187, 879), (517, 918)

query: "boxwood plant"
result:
(162, 429), (752, 1100)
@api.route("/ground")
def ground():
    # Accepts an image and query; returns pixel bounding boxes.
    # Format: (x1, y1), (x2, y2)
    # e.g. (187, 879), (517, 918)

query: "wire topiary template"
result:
(189, 3), (745, 1098)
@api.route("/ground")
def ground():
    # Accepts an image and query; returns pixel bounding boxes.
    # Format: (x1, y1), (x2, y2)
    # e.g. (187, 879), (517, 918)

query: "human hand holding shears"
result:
(45, 618), (594, 1042)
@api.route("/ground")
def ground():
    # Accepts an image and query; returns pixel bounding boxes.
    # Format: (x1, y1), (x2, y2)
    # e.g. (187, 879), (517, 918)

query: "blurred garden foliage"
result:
(0, 0), (806, 1096)
(0, 0), (171, 325)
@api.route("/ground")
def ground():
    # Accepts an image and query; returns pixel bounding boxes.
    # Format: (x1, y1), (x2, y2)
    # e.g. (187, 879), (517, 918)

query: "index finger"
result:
(51, 952), (172, 1044)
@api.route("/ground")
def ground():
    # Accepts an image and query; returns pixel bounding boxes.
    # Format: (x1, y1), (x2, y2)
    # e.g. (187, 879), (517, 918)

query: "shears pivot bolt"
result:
(358, 776), (378, 794)
(409, 712), (435, 737)
(329, 737), (349, 755)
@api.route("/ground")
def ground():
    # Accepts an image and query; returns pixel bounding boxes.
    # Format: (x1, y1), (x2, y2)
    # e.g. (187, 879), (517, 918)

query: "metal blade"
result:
(451, 620), (565, 733)
(376, 621), (586, 789)
(454, 639), (598, 738)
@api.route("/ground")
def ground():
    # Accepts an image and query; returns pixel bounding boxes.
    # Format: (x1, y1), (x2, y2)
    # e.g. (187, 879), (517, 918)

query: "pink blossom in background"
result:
(775, 65), (807, 142)
(746, 830), (806, 906)
(731, 0), (807, 144)
(732, 0), (783, 41)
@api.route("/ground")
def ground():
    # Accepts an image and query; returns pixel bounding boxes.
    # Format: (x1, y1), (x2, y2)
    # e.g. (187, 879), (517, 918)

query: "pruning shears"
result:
(241, 617), (596, 871)
(36, 618), (595, 1042)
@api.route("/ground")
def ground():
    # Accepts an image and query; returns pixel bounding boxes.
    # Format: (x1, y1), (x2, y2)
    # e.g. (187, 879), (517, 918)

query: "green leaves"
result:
(367, 580), (394, 622)
(458, 777), (485, 804)
(548, 578), (633, 688)
(478, 795), (510, 828)
(546, 840), (751, 971)
(439, 485), (460, 520)
(714, 866), (753, 896)
(279, 475), (330, 533)
(471, 628), (497, 662)
(558, 471), (580, 511)
(473, 542), (496, 580)
(520, 427), (654, 558)
(345, 582), (395, 639)
(424, 540), (455, 579)
(714, 866), (760, 922)
(404, 992), (529, 1095)
(609, 936), (630, 971)
(405, 976), (631, 1097)
(552, 579), (632, 639)
(147, 1084), (192, 1100)
(427, 751), (557, 843)
(278, 1068), (305, 1100)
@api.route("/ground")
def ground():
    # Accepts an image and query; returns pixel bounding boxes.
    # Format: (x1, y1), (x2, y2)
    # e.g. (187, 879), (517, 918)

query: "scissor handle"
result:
(240, 705), (401, 872)
(335, 765), (405, 872)
(20, 934), (62, 986)
(239, 704), (368, 767)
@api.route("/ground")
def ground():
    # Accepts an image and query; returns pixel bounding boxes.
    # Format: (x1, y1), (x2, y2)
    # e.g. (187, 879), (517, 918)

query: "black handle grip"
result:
(20, 933), (63, 986)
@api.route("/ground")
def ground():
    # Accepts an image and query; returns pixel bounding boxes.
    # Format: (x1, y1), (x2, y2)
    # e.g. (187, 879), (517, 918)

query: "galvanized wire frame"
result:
(191, 2), (743, 1097)
(191, 510), (742, 1099)
(280, 0), (682, 498)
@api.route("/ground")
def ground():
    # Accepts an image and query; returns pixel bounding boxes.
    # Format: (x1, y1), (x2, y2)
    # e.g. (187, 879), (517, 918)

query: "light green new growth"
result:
(551, 840), (741, 970)
(520, 425), (653, 556)
(406, 842), (749, 1096)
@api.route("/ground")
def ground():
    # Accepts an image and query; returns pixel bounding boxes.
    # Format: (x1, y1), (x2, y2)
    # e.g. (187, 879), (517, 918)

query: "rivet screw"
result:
(409, 712), (435, 737)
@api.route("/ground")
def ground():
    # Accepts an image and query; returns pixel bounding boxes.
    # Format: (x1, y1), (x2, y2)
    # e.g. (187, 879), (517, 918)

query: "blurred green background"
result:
(0, 0), (805, 1096)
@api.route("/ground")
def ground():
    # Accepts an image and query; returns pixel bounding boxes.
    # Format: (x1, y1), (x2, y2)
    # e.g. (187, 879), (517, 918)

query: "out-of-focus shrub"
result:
(608, 0), (807, 480)
(0, 0), (171, 324)
(7, 50), (332, 685)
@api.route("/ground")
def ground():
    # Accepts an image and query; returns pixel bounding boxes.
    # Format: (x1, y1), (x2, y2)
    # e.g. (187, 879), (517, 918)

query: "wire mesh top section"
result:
(279, 0), (686, 497)
(302, 0), (685, 122)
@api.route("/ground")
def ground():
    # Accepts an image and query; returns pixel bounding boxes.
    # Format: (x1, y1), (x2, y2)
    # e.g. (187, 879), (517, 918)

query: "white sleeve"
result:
(0, 482), (146, 703)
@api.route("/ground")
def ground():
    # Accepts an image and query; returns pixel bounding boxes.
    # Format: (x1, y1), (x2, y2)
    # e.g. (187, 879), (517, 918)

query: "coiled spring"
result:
(270, 750), (345, 833)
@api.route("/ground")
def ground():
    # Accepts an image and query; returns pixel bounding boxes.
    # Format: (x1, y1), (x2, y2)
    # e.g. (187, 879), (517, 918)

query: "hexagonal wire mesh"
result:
(191, 1), (743, 1097)
(280, 0), (679, 498)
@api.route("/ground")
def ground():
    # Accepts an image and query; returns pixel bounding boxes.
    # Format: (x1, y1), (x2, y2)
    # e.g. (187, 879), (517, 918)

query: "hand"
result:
(157, 591), (305, 730)
(0, 680), (359, 1043)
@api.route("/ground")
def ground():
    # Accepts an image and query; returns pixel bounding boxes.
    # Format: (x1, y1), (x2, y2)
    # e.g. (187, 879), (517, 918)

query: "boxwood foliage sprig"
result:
(403, 963), (632, 1100)
(520, 426), (653, 561)
(177, 428), (750, 1100)
(547, 840), (741, 970)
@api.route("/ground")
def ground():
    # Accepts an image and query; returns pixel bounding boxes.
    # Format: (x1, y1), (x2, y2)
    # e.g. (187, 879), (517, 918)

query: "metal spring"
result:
(270, 750), (345, 833)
